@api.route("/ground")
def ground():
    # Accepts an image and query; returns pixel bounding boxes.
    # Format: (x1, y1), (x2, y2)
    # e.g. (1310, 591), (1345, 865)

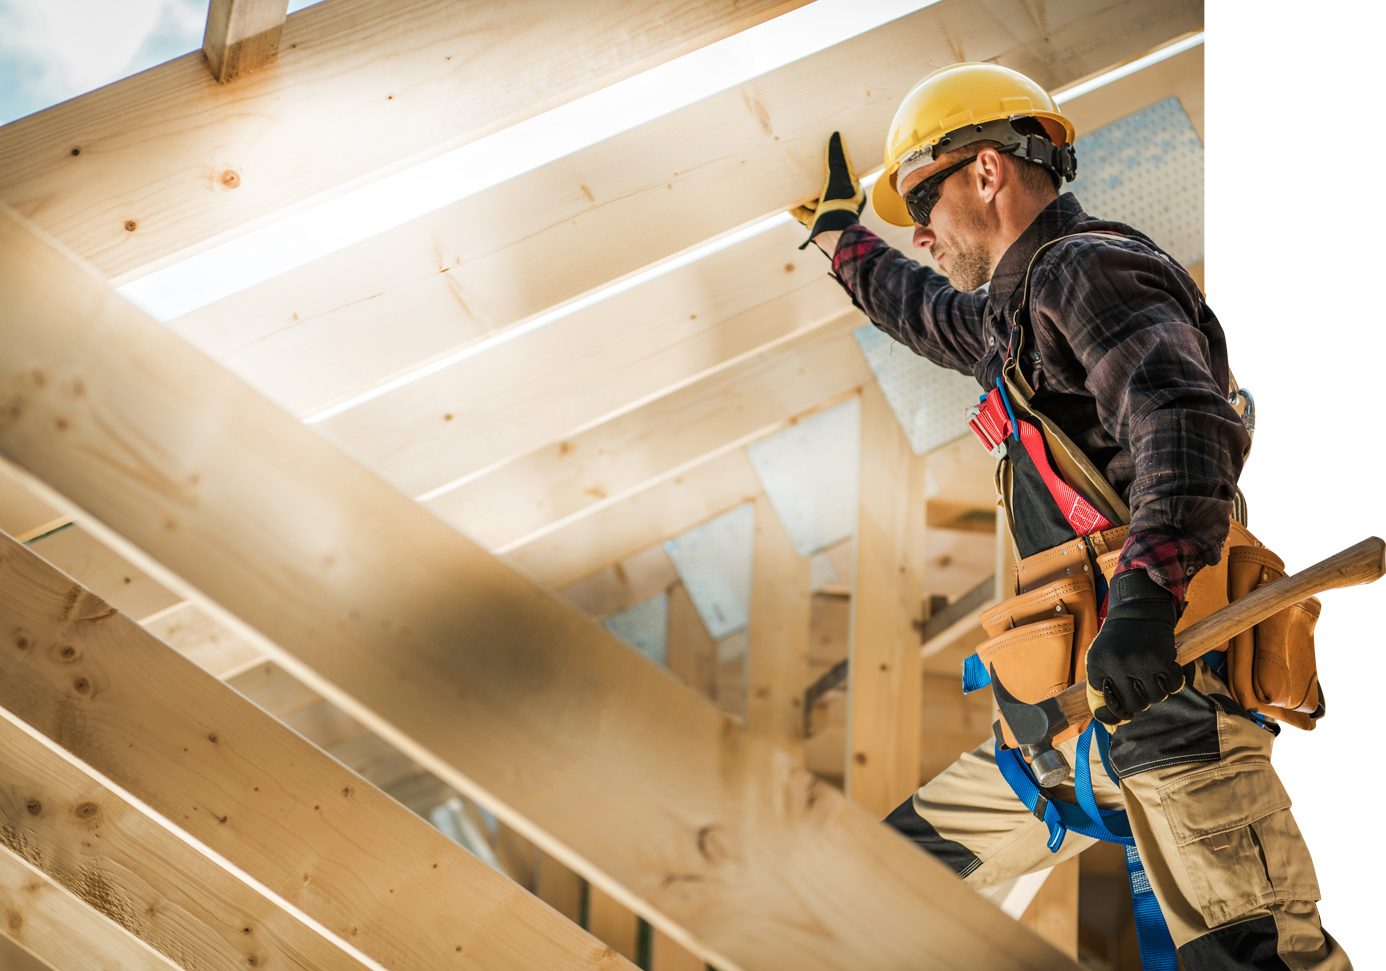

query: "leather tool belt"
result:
(977, 517), (1325, 749)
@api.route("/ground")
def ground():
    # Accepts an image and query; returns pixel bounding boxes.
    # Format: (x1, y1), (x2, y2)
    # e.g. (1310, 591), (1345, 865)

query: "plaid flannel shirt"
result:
(830, 194), (1250, 604)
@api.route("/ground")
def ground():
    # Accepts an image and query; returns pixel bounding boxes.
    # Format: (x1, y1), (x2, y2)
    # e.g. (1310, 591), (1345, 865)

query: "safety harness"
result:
(958, 231), (1214, 970)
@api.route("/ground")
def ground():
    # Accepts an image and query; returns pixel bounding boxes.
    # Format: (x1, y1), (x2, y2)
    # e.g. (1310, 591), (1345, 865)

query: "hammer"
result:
(991, 536), (1386, 788)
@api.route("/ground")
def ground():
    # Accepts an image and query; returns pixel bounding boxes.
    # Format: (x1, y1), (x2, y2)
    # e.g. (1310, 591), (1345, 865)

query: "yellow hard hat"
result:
(871, 62), (1077, 227)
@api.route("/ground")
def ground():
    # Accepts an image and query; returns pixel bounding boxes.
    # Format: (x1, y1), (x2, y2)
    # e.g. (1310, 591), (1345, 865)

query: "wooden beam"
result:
(171, 0), (1200, 421)
(434, 315), (868, 549)
(203, 0), (290, 83)
(0, 845), (177, 970)
(666, 583), (719, 701)
(0, 207), (1079, 970)
(747, 494), (810, 757)
(315, 231), (848, 487)
(25, 525), (178, 621)
(559, 545), (679, 620)
(0, 934), (55, 971)
(0, 0), (807, 281)
(1020, 858), (1080, 959)
(0, 706), (370, 969)
(0, 461), (63, 542)
(0, 530), (632, 970)
(503, 448), (760, 590)
(845, 383), (928, 816)
(588, 886), (640, 962)
(142, 600), (262, 677)
(1064, 42), (1203, 141)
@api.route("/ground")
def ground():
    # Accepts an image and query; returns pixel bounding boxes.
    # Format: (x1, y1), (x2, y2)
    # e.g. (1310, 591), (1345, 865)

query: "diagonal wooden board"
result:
(0, 846), (177, 971)
(0, 528), (633, 970)
(0, 702), (373, 970)
(173, 0), (1202, 427)
(0, 0), (807, 281)
(0, 213), (1079, 971)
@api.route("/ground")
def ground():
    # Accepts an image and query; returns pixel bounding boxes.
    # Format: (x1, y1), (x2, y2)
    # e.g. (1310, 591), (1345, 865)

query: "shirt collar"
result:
(987, 193), (1087, 316)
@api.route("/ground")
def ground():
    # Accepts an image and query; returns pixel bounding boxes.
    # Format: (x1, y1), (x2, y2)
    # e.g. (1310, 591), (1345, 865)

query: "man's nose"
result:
(912, 224), (934, 250)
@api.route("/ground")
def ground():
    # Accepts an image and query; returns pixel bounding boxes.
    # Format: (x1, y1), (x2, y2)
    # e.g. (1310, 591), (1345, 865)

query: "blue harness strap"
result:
(994, 725), (1176, 970)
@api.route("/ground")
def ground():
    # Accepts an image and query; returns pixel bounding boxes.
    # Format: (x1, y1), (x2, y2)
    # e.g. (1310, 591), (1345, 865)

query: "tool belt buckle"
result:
(966, 403), (1007, 458)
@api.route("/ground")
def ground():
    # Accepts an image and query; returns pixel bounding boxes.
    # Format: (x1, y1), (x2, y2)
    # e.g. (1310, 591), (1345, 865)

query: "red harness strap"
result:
(968, 386), (1112, 537)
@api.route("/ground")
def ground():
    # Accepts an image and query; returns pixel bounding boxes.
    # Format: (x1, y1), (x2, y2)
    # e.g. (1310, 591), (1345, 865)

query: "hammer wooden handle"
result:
(1052, 536), (1386, 731)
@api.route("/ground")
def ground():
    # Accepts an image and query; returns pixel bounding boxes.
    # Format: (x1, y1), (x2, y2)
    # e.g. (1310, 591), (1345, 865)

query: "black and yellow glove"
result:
(1085, 570), (1185, 726)
(790, 131), (866, 251)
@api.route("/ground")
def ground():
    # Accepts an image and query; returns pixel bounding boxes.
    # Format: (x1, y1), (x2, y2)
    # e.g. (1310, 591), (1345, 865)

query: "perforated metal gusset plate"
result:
(853, 325), (980, 456)
(1069, 96), (1204, 265)
(602, 593), (668, 666)
(747, 398), (860, 557)
(664, 502), (755, 639)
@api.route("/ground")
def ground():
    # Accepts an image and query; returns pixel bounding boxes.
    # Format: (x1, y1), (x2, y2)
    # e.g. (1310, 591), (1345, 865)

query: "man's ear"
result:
(975, 146), (1005, 203)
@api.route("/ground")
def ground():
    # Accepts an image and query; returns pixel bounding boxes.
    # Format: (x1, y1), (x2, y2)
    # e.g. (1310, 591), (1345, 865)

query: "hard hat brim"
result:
(871, 171), (914, 228)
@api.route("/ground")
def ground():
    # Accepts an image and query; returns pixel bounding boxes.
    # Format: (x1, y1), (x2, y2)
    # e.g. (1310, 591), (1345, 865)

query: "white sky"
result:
(0, 0), (317, 124)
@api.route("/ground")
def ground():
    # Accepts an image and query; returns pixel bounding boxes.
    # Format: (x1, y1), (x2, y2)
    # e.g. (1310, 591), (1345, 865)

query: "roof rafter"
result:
(0, 204), (1078, 971)
(0, 529), (634, 970)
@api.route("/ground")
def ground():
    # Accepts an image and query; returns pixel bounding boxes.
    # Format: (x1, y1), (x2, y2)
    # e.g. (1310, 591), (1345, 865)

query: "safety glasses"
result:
(902, 156), (976, 227)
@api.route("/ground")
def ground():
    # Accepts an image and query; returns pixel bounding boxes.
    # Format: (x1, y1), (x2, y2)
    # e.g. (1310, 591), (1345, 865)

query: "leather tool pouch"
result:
(1090, 522), (1324, 731)
(978, 572), (1100, 749)
(1224, 546), (1324, 730)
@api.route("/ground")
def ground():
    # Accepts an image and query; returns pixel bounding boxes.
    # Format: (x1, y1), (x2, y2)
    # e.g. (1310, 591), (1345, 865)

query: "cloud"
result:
(0, 0), (207, 124)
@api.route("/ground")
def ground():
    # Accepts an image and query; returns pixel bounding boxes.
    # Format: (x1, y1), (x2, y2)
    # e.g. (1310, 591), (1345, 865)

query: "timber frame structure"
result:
(0, 1), (1205, 968)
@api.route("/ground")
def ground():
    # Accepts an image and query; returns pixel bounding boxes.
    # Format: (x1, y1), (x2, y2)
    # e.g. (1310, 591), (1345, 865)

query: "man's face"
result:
(899, 153), (996, 291)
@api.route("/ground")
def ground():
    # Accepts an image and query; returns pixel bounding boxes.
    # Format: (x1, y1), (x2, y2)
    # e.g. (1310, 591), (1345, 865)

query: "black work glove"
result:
(1084, 570), (1185, 726)
(790, 131), (866, 251)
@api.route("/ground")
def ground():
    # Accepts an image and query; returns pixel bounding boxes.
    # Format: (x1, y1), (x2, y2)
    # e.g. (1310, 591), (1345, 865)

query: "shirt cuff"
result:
(1116, 531), (1204, 605)
(829, 223), (880, 278)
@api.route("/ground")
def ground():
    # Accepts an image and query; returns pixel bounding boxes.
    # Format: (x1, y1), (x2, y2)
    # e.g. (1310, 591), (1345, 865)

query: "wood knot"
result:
(12, 630), (31, 651)
(58, 645), (77, 661)
(696, 824), (727, 864)
(72, 676), (91, 695)
(123, 219), (137, 232)
(25, 799), (41, 816)
(220, 170), (241, 189)
(74, 801), (98, 821)
(70, 146), (81, 156)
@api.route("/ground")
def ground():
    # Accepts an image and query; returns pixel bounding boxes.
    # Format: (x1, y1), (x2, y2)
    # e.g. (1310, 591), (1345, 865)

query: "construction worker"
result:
(793, 63), (1348, 968)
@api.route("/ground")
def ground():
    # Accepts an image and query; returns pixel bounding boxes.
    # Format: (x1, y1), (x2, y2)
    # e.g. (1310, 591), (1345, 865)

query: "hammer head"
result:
(990, 664), (1071, 788)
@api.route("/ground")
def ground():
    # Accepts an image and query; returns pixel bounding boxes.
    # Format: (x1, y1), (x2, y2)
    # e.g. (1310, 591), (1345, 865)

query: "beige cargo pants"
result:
(886, 663), (1350, 969)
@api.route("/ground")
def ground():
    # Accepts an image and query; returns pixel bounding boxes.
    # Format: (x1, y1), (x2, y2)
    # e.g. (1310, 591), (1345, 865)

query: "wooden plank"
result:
(203, 0), (290, 83)
(0, 0), (807, 281)
(26, 525), (179, 621)
(0, 207), (1080, 971)
(1020, 858), (1080, 959)
(1064, 42), (1203, 141)
(588, 886), (639, 962)
(433, 315), (868, 549)
(0, 530), (632, 971)
(558, 545), (679, 620)
(0, 462), (64, 542)
(0, 934), (54, 971)
(172, 0), (1201, 420)
(0, 846), (177, 971)
(315, 233), (848, 486)
(666, 583), (719, 701)
(845, 383), (928, 817)
(652, 929), (708, 971)
(747, 494), (810, 757)
(535, 852), (584, 925)
(503, 449), (761, 590)
(0, 707), (369, 969)
(142, 601), (262, 677)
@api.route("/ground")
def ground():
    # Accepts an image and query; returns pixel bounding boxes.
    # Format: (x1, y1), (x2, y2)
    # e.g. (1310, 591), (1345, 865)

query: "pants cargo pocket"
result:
(1159, 758), (1322, 929)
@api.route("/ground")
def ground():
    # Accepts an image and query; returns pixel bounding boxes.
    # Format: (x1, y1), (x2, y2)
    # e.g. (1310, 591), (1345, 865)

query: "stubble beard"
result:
(946, 246), (993, 291)
(940, 197), (995, 291)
